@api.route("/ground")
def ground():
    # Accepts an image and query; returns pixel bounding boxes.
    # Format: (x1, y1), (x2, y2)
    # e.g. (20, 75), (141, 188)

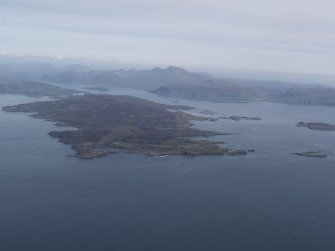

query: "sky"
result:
(1, 0), (335, 75)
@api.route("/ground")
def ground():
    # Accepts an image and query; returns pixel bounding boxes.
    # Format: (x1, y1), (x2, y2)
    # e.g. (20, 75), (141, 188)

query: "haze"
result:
(1, 0), (335, 75)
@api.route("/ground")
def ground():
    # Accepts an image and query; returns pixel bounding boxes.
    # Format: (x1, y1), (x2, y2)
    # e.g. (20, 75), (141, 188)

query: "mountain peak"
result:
(166, 66), (188, 73)
(151, 66), (188, 73)
(152, 67), (163, 72)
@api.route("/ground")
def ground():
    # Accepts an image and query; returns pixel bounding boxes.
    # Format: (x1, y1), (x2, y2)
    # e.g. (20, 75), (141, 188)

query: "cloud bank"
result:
(1, 0), (334, 74)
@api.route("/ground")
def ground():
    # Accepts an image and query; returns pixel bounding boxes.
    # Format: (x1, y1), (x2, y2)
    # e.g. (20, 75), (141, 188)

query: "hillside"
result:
(0, 79), (79, 97)
(152, 82), (335, 106)
(270, 87), (335, 106)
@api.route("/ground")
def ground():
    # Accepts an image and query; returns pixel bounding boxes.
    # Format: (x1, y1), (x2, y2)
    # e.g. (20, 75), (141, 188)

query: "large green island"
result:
(3, 94), (247, 159)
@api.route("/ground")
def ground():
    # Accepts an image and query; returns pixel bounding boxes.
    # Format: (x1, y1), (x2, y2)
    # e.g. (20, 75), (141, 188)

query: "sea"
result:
(1, 88), (335, 251)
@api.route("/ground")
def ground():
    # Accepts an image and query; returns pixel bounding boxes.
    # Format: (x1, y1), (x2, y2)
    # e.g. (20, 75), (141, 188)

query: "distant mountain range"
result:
(40, 66), (209, 90)
(2, 61), (335, 106)
(0, 62), (90, 80)
(271, 87), (335, 106)
(151, 84), (335, 106)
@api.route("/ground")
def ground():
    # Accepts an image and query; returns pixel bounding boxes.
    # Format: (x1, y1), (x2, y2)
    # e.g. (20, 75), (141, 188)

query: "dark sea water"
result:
(1, 91), (335, 251)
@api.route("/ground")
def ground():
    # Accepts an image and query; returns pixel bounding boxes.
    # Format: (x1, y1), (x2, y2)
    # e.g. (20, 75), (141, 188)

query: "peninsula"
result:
(221, 116), (261, 121)
(0, 79), (79, 97)
(296, 122), (335, 131)
(292, 151), (328, 158)
(3, 94), (247, 159)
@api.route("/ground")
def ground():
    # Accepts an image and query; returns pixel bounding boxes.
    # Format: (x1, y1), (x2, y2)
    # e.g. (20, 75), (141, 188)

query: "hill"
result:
(0, 79), (79, 97)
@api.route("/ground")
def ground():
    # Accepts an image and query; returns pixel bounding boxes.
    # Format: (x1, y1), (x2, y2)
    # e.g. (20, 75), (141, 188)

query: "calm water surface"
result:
(1, 91), (335, 251)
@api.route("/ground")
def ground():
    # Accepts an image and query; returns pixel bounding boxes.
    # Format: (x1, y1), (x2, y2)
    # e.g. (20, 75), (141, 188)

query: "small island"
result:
(83, 87), (110, 92)
(296, 122), (335, 131)
(198, 109), (216, 115)
(291, 151), (328, 158)
(3, 94), (247, 159)
(221, 116), (261, 121)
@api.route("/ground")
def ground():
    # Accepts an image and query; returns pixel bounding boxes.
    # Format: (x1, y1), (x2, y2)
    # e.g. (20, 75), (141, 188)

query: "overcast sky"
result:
(1, 0), (335, 74)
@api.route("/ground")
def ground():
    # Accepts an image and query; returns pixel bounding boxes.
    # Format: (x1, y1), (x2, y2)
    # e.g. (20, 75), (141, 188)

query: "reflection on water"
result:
(1, 91), (335, 251)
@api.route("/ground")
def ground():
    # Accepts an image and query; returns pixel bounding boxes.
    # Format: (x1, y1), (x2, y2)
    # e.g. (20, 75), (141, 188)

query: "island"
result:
(221, 116), (261, 121)
(3, 94), (247, 159)
(291, 151), (328, 158)
(198, 109), (216, 115)
(82, 87), (110, 92)
(296, 122), (335, 131)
